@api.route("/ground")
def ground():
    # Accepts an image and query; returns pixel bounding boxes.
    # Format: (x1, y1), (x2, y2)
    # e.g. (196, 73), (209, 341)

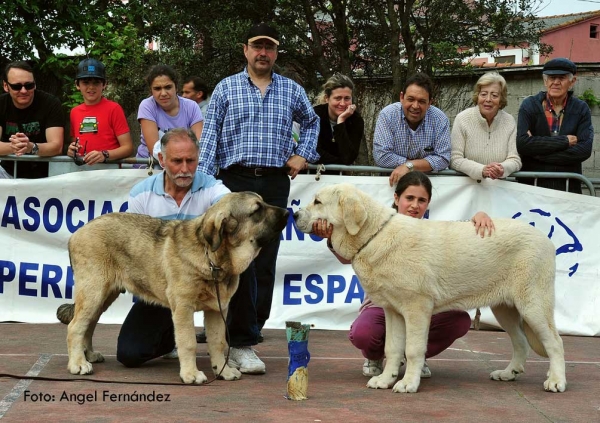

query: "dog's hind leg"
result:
(83, 289), (120, 364)
(171, 300), (207, 384)
(520, 307), (566, 392)
(204, 308), (241, 381)
(490, 304), (529, 382)
(67, 278), (109, 375)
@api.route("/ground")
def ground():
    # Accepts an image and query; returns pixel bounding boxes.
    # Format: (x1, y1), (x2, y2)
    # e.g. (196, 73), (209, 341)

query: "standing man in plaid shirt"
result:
(517, 58), (593, 194)
(198, 22), (319, 374)
(373, 72), (451, 187)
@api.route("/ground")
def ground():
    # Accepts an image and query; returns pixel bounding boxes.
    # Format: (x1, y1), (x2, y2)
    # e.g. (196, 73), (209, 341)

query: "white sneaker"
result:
(227, 347), (266, 374)
(362, 359), (384, 377)
(162, 347), (179, 359)
(421, 361), (432, 378)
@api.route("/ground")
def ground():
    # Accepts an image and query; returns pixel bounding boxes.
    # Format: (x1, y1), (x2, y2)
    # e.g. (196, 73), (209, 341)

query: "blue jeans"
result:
(218, 168), (290, 347)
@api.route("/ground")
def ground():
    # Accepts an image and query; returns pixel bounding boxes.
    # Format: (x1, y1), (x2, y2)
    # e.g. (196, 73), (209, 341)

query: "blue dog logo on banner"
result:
(512, 208), (582, 277)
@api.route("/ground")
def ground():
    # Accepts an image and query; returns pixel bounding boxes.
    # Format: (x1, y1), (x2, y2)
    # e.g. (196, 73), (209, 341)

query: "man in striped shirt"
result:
(373, 72), (451, 187)
(198, 23), (319, 374)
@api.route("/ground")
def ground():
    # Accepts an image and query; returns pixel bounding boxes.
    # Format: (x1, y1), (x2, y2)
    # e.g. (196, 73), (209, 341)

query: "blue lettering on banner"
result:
(1, 196), (128, 234)
(0, 260), (74, 298)
(283, 273), (364, 305)
(513, 208), (582, 277)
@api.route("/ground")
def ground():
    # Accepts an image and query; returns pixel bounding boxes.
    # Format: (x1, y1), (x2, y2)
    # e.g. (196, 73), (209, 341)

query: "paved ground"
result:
(0, 323), (598, 422)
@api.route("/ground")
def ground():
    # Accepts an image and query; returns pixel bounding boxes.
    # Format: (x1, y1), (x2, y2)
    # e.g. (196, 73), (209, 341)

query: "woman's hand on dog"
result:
(471, 212), (495, 238)
(313, 218), (333, 239)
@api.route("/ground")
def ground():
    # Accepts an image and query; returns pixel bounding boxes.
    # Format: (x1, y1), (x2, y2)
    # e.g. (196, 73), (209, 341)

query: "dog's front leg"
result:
(171, 302), (207, 384)
(367, 308), (406, 389)
(204, 308), (241, 381)
(392, 301), (431, 393)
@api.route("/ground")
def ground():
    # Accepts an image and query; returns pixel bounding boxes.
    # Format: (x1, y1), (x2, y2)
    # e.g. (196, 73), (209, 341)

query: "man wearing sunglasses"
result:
(0, 61), (64, 178)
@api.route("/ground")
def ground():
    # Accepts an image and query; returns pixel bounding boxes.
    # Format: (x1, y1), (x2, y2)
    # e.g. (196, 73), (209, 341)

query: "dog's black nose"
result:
(293, 211), (300, 220)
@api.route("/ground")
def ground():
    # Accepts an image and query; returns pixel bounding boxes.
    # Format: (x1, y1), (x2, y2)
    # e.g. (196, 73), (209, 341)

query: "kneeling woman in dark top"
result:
(313, 73), (364, 165)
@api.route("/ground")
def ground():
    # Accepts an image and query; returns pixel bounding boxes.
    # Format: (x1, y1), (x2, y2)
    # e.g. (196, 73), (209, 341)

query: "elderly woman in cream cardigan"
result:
(450, 72), (521, 180)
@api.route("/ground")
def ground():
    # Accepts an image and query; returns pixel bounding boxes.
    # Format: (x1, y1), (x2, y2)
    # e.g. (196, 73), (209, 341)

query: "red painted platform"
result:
(0, 323), (598, 422)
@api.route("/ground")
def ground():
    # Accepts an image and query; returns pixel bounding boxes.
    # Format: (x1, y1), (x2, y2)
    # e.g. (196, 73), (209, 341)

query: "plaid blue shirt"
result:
(373, 103), (451, 170)
(198, 68), (320, 175)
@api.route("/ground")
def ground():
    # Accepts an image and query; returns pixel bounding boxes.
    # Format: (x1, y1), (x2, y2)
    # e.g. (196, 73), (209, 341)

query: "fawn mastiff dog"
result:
(293, 183), (566, 393)
(57, 192), (289, 384)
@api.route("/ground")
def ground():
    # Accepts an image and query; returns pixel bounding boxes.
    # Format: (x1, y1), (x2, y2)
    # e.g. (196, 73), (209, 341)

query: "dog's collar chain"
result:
(205, 249), (222, 282)
(355, 213), (394, 256)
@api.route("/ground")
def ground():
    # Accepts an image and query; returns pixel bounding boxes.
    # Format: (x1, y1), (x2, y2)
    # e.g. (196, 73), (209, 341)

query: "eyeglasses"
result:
(478, 91), (500, 100)
(248, 43), (277, 52)
(73, 138), (87, 166)
(6, 82), (36, 91)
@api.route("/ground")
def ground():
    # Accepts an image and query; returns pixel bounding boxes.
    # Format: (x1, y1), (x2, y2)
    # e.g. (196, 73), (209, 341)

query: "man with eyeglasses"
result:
(198, 22), (319, 375)
(517, 58), (594, 194)
(0, 61), (64, 178)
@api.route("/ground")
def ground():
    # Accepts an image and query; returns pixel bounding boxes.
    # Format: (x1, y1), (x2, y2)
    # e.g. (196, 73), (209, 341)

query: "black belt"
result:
(223, 165), (288, 177)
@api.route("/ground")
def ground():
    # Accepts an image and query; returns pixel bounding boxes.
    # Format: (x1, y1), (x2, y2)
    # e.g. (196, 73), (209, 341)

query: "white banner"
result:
(1, 172), (599, 336)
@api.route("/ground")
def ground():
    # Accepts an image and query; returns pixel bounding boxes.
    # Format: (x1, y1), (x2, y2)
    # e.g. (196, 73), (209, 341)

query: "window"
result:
(495, 55), (515, 64)
(591, 24), (599, 39)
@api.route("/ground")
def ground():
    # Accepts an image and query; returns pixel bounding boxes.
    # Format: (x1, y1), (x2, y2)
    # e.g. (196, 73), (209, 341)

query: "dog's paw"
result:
(490, 369), (519, 381)
(392, 378), (420, 393)
(216, 365), (242, 381)
(180, 370), (208, 384)
(85, 351), (105, 363)
(68, 361), (93, 375)
(544, 376), (567, 393)
(366, 375), (394, 389)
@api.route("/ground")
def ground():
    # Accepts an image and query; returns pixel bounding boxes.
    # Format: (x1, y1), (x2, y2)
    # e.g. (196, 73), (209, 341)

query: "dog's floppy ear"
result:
(202, 211), (238, 252)
(340, 192), (368, 236)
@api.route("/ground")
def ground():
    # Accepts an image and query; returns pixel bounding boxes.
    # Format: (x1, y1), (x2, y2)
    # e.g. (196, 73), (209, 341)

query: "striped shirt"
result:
(543, 94), (567, 136)
(127, 171), (230, 220)
(373, 103), (451, 170)
(198, 68), (320, 175)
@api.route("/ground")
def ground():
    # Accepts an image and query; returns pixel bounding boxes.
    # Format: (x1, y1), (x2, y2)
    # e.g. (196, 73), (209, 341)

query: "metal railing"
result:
(1, 155), (595, 197)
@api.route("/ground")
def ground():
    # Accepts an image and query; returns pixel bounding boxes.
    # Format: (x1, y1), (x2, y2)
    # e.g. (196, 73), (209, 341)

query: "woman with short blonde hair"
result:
(313, 73), (363, 164)
(451, 72), (521, 180)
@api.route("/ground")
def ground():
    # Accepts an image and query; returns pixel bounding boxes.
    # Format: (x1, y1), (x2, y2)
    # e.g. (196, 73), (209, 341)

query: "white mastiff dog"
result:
(293, 183), (566, 393)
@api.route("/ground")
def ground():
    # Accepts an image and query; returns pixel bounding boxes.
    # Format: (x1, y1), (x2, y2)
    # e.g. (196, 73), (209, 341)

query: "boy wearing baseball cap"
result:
(68, 58), (133, 167)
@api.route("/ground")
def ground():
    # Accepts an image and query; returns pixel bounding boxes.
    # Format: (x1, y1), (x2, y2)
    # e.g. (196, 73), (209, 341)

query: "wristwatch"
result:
(29, 142), (39, 155)
(101, 150), (110, 163)
(405, 161), (414, 172)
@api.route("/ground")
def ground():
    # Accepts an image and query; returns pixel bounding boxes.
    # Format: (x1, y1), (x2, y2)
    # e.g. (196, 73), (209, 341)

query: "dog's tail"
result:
(523, 321), (548, 357)
(57, 303), (75, 325)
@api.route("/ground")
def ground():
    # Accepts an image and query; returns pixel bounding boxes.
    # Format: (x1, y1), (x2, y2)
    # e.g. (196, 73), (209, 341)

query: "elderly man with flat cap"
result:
(198, 22), (319, 374)
(517, 58), (594, 193)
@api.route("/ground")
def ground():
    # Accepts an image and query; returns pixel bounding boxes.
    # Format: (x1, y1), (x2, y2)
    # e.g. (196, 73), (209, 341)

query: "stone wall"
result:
(352, 64), (600, 180)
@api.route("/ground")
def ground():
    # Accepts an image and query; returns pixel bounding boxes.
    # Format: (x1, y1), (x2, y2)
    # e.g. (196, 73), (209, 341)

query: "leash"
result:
(0, 255), (235, 387)
(206, 251), (234, 383)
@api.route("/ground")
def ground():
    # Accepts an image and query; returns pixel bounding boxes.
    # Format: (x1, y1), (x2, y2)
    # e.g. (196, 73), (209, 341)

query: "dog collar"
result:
(205, 249), (223, 282)
(355, 213), (394, 257)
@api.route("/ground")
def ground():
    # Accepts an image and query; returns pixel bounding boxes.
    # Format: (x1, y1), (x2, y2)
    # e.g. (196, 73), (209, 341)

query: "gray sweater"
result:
(450, 106), (521, 180)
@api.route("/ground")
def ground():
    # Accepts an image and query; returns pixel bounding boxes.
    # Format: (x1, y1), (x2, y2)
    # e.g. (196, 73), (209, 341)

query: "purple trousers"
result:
(348, 307), (471, 360)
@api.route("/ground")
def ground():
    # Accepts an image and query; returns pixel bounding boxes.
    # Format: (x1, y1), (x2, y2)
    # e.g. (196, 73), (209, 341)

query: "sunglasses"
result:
(6, 81), (36, 91)
(73, 138), (87, 166)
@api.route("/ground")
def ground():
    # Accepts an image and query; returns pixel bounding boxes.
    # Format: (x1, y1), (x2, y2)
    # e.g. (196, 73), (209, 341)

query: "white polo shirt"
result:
(127, 170), (230, 220)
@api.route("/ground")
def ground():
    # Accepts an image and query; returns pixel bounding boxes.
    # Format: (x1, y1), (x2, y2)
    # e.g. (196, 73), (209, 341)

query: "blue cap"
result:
(543, 58), (577, 76)
(76, 58), (106, 80)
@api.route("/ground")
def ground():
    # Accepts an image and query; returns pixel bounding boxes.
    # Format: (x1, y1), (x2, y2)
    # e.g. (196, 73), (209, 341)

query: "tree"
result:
(349, 0), (550, 97)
